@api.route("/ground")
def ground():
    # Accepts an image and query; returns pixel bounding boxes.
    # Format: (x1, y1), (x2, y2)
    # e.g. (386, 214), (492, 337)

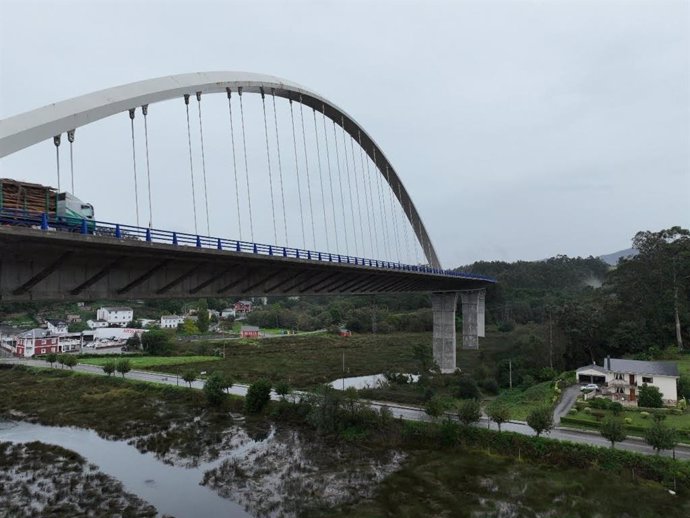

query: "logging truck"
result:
(0, 178), (95, 231)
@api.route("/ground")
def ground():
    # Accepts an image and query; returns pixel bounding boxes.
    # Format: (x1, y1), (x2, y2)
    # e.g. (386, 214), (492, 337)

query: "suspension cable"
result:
(129, 108), (140, 227)
(53, 135), (61, 192)
(386, 165), (402, 263)
(226, 88), (242, 240)
(332, 120), (350, 256)
(349, 132), (365, 257)
(67, 130), (75, 193)
(357, 131), (375, 259)
(299, 97), (317, 250)
(340, 116), (359, 257)
(238, 87), (255, 242)
(312, 108), (329, 251)
(271, 90), (289, 246)
(289, 99), (307, 249)
(373, 149), (390, 259)
(260, 87), (278, 245)
(142, 105), (153, 228)
(196, 92), (211, 236)
(183, 95), (198, 234)
(322, 105), (340, 253)
(362, 140), (380, 259)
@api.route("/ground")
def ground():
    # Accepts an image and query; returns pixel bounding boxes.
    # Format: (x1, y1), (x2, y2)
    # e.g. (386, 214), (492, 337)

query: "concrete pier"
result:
(461, 290), (480, 350)
(431, 292), (458, 373)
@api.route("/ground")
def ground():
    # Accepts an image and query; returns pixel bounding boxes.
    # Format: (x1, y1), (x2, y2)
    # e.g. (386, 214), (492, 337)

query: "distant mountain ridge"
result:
(598, 248), (638, 266)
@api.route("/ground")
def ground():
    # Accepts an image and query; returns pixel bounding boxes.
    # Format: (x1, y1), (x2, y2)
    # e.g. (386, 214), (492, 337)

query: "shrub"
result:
(480, 378), (499, 395)
(600, 416), (627, 448)
(526, 406), (554, 437)
(624, 418), (632, 425)
(520, 374), (536, 390)
(455, 376), (480, 400)
(644, 421), (679, 454)
(590, 410), (607, 421)
(609, 402), (624, 416)
(640, 411), (650, 419)
(486, 401), (511, 431)
(457, 399), (481, 426)
(638, 384), (663, 408)
(244, 379), (272, 414)
(671, 408), (683, 416)
(678, 398), (687, 411)
(584, 407), (592, 414)
(589, 398), (610, 410)
(203, 372), (226, 406)
(102, 361), (116, 376)
(181, 370), (196, 387)
(115, 359), (131, 378)
(274, 381), (291, 399)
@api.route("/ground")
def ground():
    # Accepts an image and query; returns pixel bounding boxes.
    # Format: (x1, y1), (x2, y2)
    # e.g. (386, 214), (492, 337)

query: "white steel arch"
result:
(0, 71), (441, 267)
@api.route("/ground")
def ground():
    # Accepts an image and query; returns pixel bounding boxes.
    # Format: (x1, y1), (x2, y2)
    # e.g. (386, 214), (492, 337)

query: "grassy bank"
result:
(158, 332), (431, 387)
(325, 447), (690, 517)
(79, 355), (219, 369)
(490, 381), (557, 420)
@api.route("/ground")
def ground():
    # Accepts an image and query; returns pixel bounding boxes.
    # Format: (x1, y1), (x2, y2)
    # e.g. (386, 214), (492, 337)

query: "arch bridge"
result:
(0, 71), (494, 371)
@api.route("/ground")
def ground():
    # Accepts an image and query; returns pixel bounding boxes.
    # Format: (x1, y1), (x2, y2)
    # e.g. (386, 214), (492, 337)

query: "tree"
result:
(179, 319), (200, 335)
(457, 399), (481, 426)
(102, 361), (116, 377)
(182, 370), (197, 388)
(116, 359), (131, 378)
(274, 381), (291, 400)
(57, 354), (67, 369)
(644, 420), (679, 456)
(126, 334), (141, 350)
(67, 322), (88, 333)
(197, 299), (210, 333)
(486, 401), (511, 432)
(526, 406), (554, 437)
(244, 379), (272, 414)
(141, 330), (172, 356)
(222, 375), (234, 394)
(62, 355), (77, 370)
(45, 352), (57, 368)
(600, 416), (627, 448)
(638, 384), (663, 408)
(203, 372), (226, 406)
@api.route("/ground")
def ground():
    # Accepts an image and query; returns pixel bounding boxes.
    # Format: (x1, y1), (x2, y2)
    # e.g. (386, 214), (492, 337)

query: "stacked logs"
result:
(0, 179), (57, 214)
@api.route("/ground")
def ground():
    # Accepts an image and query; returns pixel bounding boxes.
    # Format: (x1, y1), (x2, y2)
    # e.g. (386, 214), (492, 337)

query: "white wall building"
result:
(577, 357), (679, 406)
(87, 319), (109, 329)
(46, 320), (68, 335)
(96, 307), (134, 327)
(221, 308), (236, 318)
(160, 315), (184, 329)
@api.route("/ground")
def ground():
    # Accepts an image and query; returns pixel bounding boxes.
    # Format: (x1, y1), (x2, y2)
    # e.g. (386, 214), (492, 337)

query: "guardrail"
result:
(0, 207), (496, 282)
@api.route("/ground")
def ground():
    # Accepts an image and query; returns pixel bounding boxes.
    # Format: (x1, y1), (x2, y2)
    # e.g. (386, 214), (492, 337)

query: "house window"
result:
(615, 373), (624, 380)
(642, 376), (653, 384)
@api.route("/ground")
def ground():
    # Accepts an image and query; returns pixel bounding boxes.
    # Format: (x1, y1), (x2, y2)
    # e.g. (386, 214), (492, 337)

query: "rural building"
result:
(160, 315), (184, 329)
(46, 319), (69, 335)
(221, 308), (236, 318)
(87, 319), (109, 329)
(15, 329), (59, 357)
(240, 325), (260, 338)
(96, 306), (134, 326)
(66, 314), (81, 323)
(234, 300), (253, 316)
(576, 357), (679, 406)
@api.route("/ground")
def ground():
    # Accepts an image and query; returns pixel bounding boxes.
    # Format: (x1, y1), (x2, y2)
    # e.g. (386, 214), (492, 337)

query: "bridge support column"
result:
(432, 292), (458, 374)
(461, 290), (486, 349)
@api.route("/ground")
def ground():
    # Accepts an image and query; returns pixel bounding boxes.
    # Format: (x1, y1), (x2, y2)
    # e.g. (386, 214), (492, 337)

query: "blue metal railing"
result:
(0, 207), (496, 282)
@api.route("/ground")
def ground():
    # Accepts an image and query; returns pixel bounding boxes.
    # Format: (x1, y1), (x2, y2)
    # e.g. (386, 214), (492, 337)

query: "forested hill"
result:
(457, 256), (609, 292)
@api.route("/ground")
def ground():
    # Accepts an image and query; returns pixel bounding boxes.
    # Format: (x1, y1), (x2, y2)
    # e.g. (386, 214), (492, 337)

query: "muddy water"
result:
(0, 419), (403, 518)
(0, 419), (249, 518)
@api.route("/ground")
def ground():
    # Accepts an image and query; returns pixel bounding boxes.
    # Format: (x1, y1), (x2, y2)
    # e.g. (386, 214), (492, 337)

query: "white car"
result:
(580, 383), (598, 392)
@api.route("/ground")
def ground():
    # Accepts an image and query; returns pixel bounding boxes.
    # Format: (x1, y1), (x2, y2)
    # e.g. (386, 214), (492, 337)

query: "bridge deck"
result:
(0, 227), (492, 301)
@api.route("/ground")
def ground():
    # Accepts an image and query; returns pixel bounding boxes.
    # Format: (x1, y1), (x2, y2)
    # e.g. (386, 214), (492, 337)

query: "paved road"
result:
(2, 357), (689, 460)
(553, 385), (580, 424)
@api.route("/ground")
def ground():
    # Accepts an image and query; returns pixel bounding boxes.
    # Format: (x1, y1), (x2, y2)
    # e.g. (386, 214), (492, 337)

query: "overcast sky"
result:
(1, 0), (688, 267)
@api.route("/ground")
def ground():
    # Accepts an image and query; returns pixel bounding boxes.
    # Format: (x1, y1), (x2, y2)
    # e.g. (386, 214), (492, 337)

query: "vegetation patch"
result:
(78, 355), (219, 368)
(0, 441), (156, 517)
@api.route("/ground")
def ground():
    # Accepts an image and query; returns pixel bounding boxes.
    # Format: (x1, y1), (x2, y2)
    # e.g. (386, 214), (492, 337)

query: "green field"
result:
(490, 381), (557, 421)
(79, 355), (220, 369)
(564, 407), (690, 437)
(155, 332), (430, 387)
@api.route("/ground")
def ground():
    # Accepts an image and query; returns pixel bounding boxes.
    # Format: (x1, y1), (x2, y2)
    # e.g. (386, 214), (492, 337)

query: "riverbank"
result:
(0, 440), (156, 517)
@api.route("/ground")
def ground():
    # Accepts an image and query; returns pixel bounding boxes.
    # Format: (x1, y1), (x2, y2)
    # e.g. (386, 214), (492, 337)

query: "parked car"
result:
(580, 383), (599, 392)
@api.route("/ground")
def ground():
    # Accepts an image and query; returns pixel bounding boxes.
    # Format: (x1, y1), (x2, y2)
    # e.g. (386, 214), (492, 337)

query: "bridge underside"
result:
(0, 227), (490, 302)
